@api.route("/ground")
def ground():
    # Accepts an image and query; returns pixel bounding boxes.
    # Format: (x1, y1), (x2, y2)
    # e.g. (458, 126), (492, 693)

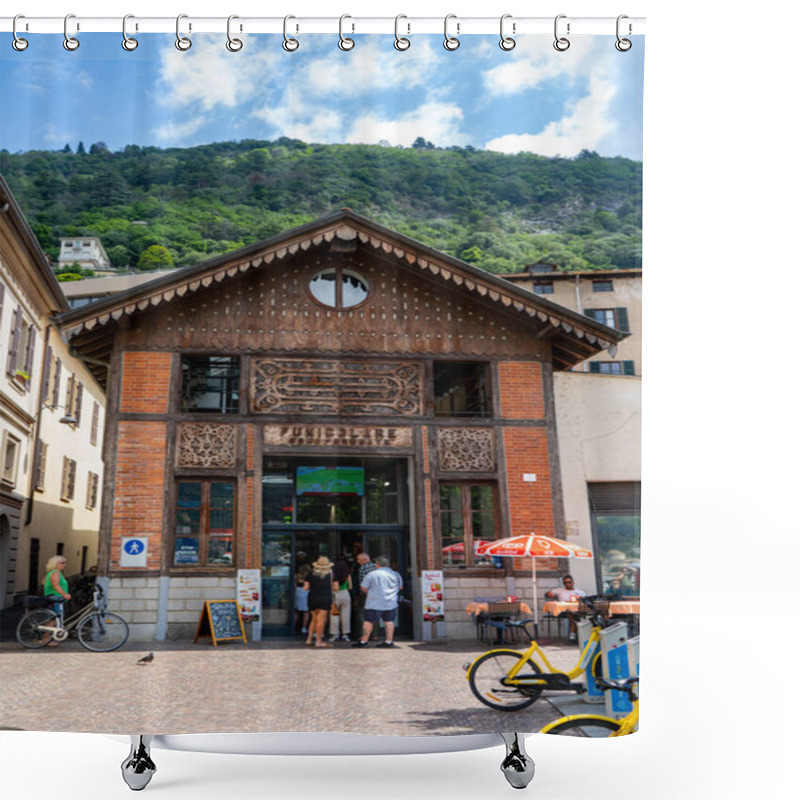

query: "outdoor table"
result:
(542, 600), (640, 617)
(465, 601), (533, 617)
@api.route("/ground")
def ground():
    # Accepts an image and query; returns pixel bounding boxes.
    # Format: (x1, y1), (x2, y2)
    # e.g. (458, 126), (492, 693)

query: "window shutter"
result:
(623, 361), (635, 376)
(42, 347), (52, 402)
(23, 327), (36, 387)
(615, 307), (630, 333)
(74, 382), (84, 425)
(584, 308), (598, 321)
(0, 283), (5, 316)
(65, 375), (75, 415)
(52, 358), (62, 407)
(7, 308), (21, 375)
(91, 402), (100, 445)
(61, 457), (69, 500)
(588, 362), (601, 373)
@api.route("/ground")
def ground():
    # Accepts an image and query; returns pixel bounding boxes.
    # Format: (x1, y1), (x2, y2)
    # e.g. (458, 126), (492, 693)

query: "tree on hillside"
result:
(137, 245), (174, 271)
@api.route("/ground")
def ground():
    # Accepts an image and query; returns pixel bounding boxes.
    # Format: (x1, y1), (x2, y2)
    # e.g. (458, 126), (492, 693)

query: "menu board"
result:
(237, 569), (261, 622)
(193, 600), (247, 646)
(422, 570), (445, 622)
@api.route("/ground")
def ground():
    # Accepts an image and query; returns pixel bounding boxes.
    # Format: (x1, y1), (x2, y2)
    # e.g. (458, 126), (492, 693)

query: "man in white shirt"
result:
(351, 556), (401, 648)
(545, 575), (586, 642)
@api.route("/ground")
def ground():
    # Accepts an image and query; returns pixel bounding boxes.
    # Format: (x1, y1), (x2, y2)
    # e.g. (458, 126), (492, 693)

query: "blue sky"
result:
(1, 33), (643, 158)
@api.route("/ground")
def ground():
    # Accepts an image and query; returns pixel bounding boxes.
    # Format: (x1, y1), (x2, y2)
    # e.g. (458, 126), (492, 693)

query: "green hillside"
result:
(0, 139), (641, 275)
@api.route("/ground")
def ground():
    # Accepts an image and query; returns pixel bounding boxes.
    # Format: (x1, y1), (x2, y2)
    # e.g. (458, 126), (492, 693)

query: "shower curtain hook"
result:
(283, 15), (299, 51)
(175, 14), (192, 51)
(443, 14), (460, 51)
(553, 14), (570, 52)
(63, 14), (80, 51)
(12, 15), (29, 51)
(122, 15), (138, 51)
(394, 15), (411, 51)
(499, 14), (516, 51)
(338, 15), (355, 51)
(226, 15), (243, 51)
(615, 15), (632, 51)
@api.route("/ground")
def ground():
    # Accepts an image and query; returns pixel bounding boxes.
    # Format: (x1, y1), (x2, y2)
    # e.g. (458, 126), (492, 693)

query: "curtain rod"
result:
(2, 16), (645, 36)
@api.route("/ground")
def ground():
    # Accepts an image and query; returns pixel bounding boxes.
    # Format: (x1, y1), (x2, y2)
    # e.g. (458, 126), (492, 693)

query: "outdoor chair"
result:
(484, 601), (522, 645)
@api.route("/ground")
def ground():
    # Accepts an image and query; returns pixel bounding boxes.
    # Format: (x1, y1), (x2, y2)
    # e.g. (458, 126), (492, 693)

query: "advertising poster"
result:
(237, 569), (261, 622)
(422, 570), (444, 622)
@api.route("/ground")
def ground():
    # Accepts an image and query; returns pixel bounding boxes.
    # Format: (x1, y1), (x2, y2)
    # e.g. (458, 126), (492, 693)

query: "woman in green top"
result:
(43, 555), (71, 610)
(41, 556), (70, 646)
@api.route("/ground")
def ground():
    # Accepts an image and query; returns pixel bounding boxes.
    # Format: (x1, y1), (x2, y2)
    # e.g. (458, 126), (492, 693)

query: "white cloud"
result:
(303, 38), (437, 96)
(253, 84), (346, 143)
(485, 75), (617, 157)
(158, 46), (279, 112)
(345, 102), (467, 147)
(483, 38), (606, 95)
(40, 122), (77, 144)
(153, 116), (207, 143)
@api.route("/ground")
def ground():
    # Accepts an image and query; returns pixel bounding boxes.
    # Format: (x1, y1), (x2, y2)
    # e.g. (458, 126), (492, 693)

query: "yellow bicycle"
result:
(540, 675), (639, 736)
(464, 596), (608, 711)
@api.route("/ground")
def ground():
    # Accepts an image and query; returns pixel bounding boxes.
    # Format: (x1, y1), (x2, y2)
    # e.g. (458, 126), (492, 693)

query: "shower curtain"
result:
(0, 14), (643, 745)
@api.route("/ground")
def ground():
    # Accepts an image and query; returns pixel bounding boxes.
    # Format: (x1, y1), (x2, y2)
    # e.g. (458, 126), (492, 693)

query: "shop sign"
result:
(422, 570), (445, 622)
(264, 424), (413, 449)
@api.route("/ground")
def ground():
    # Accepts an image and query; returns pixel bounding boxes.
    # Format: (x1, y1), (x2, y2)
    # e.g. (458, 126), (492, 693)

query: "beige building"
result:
(500, 265), (642, 596)
(61, 271), (174, 309)
(57, 236), (113, 274)
(501, 266), (642, 376)
(1, 178), (105, 608)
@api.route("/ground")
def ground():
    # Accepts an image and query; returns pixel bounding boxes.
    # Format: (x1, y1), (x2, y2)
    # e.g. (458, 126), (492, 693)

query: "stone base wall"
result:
(108, 575), (236, 642)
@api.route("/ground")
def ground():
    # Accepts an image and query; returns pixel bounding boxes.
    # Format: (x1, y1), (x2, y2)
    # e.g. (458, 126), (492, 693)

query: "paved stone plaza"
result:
(0, 638), (580, 735)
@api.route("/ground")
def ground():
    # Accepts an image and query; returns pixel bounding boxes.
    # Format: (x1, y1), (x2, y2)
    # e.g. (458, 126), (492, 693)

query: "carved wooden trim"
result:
(437, 427), (495, 472)
(177, 423), (236, 468)
(252, 358), (423, 416)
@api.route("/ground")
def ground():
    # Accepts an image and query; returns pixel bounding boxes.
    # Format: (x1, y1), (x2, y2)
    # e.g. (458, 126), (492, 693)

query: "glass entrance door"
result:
(261, 532), (293, 635)
(362, 531), (410, 636)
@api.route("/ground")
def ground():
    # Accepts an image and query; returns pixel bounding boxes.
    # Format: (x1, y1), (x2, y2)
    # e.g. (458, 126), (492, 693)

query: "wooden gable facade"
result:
(60, 211), (625, 641)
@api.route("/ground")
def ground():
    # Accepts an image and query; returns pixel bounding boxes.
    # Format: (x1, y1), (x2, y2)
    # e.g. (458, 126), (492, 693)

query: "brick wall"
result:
(503, 427), (555, 538)
(119, 352), (172, 414)
(497, 361), (545, 419)
(110, 420), (168, 570)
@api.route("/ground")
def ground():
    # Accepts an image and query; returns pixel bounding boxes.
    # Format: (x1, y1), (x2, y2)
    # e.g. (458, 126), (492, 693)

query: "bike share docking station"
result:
(578, 620), (639, 717)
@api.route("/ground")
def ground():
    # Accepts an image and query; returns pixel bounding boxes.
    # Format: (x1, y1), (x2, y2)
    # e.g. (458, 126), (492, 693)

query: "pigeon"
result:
(137, 652), (154, 665)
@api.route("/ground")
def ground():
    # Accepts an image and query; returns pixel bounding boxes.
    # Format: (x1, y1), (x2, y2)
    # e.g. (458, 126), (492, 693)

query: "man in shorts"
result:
(351, 555), (401, 648)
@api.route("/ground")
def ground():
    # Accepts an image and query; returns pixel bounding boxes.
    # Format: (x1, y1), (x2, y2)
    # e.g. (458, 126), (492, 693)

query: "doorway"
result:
(261, 457), (410, 637)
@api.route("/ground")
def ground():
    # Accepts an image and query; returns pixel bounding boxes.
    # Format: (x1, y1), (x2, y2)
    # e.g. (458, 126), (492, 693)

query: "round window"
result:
(309, 269), (369, 309)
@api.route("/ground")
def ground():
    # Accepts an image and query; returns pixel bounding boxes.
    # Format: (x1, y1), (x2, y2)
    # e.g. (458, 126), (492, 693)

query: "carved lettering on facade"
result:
(177, 423), (236, 468)
(264, 425), (413, 449)
(252, 358), (423, 416)
(437, 427), (495, 472)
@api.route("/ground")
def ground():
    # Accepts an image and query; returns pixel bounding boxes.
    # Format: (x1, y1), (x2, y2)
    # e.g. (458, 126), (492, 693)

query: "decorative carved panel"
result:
(437, 427), (495, 472)
(252, 358), (423, 416)
(177, 423), (236, 468)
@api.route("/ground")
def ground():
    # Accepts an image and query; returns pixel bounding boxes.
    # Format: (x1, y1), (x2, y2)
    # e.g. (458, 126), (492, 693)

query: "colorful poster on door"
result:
(237, 569), (261, 622)
(422, 570), (445, 622)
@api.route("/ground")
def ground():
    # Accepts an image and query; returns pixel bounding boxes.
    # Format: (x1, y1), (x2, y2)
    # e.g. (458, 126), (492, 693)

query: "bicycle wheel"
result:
(77, 612), (129, 652)
(468, 649), (543, 711)
(543, 717), (623, 737)
(16, 609), (58, 649)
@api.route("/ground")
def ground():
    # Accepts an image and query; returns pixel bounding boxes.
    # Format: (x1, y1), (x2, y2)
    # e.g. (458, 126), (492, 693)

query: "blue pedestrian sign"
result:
(120, 536), (148, 568)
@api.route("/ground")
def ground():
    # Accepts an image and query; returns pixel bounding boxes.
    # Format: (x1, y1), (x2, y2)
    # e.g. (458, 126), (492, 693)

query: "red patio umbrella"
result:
(478, 534), (593, 632)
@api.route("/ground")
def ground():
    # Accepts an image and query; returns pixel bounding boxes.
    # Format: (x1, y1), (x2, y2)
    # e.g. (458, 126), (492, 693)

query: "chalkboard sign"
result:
(193, 600), (247, 646)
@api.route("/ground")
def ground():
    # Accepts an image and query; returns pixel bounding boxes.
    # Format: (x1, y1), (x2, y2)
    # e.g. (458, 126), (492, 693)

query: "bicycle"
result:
(540, 675), (639, 736)
(463, 596), (609, 711)
(16, 584), (130, 652)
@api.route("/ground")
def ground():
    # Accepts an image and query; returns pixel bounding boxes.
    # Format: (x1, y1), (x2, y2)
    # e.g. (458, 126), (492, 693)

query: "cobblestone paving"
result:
(0, 638), (581, 736)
